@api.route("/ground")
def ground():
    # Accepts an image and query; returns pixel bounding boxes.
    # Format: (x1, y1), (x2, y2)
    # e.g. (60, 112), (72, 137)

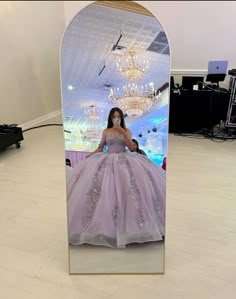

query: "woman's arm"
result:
(86, 130), (106, 158)
(124, 128), (134, 151)
(113, 127), (134, 151)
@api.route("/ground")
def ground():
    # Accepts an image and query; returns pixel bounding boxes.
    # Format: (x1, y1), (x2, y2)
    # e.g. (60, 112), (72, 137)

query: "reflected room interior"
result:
(61, 1), (170, 274)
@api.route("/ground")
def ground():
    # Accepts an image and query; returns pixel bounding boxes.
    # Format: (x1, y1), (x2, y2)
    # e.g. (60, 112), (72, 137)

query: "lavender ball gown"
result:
(67, 134), (166, 248)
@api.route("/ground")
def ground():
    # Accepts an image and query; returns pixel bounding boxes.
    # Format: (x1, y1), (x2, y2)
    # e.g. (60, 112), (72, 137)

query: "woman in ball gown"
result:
(67, 107), (166, 248)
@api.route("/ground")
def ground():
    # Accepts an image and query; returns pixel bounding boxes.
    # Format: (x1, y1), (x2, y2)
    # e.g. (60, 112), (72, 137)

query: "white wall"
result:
(0, 1), (65, 125)
(64, 1), (236, 73)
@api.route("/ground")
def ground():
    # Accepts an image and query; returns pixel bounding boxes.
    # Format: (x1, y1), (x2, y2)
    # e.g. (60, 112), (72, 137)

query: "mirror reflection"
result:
(61, 1), (170, 274)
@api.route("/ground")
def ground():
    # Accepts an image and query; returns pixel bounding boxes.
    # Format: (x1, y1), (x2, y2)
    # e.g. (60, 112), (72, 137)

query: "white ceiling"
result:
(61, 2), (170, 134)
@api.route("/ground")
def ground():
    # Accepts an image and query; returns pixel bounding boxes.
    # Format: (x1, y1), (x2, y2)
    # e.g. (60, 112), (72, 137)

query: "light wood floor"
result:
(0, 115), (236, 298)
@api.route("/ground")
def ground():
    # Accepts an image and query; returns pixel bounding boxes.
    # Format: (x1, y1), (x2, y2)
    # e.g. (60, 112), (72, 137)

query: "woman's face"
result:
(132, 142), (137, 151)
(112, 111), (121, 120)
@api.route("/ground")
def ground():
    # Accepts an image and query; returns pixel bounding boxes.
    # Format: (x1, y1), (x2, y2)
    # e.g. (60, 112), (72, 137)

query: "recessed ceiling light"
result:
(68, 85), (74, 90)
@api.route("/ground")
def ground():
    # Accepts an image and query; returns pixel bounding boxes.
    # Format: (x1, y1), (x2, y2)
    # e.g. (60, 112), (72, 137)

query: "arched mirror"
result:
(61, 0), (170, 274)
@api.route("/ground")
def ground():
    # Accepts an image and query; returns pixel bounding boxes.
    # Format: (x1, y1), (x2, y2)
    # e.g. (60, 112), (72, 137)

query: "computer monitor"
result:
(182, 76), (204, 90)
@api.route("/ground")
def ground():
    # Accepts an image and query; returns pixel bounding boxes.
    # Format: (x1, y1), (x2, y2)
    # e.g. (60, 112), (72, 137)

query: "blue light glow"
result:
(149, 117), (168, 125)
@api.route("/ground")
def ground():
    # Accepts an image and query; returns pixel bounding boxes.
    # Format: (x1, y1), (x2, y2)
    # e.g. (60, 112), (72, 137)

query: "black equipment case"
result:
(0, 124), (24, 150)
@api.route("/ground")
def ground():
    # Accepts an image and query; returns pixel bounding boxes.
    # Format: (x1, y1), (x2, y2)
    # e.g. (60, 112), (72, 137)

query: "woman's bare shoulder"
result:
(103, 128), (110, 135)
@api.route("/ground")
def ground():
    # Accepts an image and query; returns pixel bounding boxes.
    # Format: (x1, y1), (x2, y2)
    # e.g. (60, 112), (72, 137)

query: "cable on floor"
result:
(22, 124), (63, 133)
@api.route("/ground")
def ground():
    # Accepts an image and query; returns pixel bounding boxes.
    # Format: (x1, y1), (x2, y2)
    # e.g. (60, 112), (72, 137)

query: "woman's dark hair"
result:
(107, 107), (126, 129)
(132, 139), (140, 153)
(132, 139), (147, 156)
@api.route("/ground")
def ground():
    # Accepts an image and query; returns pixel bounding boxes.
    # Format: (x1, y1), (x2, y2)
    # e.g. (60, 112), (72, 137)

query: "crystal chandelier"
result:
(116, 50), (150, 81)
(81, 127), (102, 142)
(83, 105), (103, 120)
(81, 105), (103, 141)
(109, 82), (160, 117)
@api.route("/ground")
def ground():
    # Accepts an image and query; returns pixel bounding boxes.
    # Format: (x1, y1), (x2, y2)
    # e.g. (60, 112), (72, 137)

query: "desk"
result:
(169, 89), (230, 133)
